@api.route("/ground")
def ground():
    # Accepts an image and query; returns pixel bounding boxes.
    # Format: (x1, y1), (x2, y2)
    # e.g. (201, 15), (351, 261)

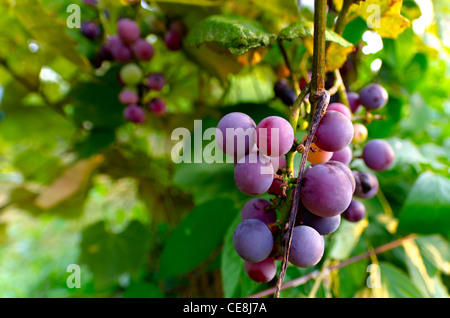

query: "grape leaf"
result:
(158, 198), (239, 278)
(397, 171), (450, 236)
(379, 262), (423, 297)
(186, 14), (276, 55)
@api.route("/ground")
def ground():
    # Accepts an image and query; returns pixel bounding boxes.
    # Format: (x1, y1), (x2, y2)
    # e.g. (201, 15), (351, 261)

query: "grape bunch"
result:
(217, 81), (395, 283)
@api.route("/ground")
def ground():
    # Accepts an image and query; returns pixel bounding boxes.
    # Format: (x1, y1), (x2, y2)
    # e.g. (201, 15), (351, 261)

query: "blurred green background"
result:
(0, 0), (449, 298)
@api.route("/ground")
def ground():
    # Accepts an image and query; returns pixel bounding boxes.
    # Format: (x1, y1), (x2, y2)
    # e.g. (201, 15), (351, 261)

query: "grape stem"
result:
(248, 234), (417, 298)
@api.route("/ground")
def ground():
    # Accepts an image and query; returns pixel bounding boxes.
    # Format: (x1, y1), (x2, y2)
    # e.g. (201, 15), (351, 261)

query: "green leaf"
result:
(10, 0), (91, 73)
(416, 235), (450, 276)
(186, 14), (276, 55)
(123, 281), (164, 298)
(397, 171), (450, 236)
(379, 262), (423, 297)
(328, 218), (368, 260)
(221, 214), (261, 298)
(158, 198), (239, 278)
(80, 220), (151, 287)
(279, 20), (353, 48)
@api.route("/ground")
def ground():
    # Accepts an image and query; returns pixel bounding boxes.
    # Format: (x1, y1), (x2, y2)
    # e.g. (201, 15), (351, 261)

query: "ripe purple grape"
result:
(244, 257), (276, 283)
(123, 104), (145, 123)
(359, 83), (388, 110)
(342, 200), (366, 222)
(299, 162), (353, 217)
(82, 0), (98, 6)
(107, 36), (133, 63)
(325, 160), (355, 193)
(119, 89), (139, 105)
(149, 98), (167, 115)
(117, 18), (140, 44)
(288, 225), (324, 268)
(256, 116), (294, 157)
(216, 112), (256, 159)
(352, 170), (379, 199)
(300, 209), (341, 235)
(363, 139), (395, 171)
(241, 198), (277, 224)
(130, 39), (154, 61)
(330, 146), (352, 165)
(81, 21), (101, 39)
(165, 30), (183, 51)
(347, 91), (361, 113)
(233, 219), (273, 263)
(146, 73), (166, 91)
(327, 103), (352, 120)
(315, 110), (354, 152)
(234, 154), (274, 196)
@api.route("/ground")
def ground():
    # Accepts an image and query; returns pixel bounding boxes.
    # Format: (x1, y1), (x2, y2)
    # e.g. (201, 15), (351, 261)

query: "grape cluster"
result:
(100, 18), (172, 122)
(217, 82), (395, 283)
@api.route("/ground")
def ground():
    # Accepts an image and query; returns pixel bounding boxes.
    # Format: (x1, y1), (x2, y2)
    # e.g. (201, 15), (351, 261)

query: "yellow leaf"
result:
(34, 155), (104, 210)
(326, 42), (355, 71)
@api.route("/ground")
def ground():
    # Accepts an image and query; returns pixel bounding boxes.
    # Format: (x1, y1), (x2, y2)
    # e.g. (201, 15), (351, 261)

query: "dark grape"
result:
(82, 0), (97, 6)
(244, 257), (276, 283)
(315, 110), (354, 152)
(117, 18), (140, 44)
(108, 36), (133, 63)
(149, 98), (167, 115)
(300, 208), (341, 235)
(363, 139), (395, 171)
(256, 116), (294, 157)
(241, 198), (277, 224)
(359, 84), (388, 110)
(130, 39), (154, 61)
(216, 112), (256, 158)
(123, 105), (145, 123)
(342, 200), (366, 222)
(327, 103), (352, 120)
(347, 92), (361, 113)
(330, 146), (352, 165)
(274, 80), (297, 106)
(169, 21), (187, 37)
(233, 219), (273, 263)
(353, 170), (379, 199)
(81, 21), (101, 39)
(165, 30), (183, 51)
(299, 162), (353, 217)
(234, 154), (274, 196)
(325, 160), (355, 193)
(288, 225), (324, 268)
(146, 73), (166, 91)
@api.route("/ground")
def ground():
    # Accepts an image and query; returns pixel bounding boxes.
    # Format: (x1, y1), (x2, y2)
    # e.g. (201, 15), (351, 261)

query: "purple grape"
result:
(117, 18), (140, 44)
(268, 179), (283, 196)
(107, 35), (133, 63)
(325, 160), (355, 193)
(130, 39), (154, 61)
(81, 21), (101, 39)
(123, 105), (145, 123)
(165, 30), (183, 51)
(363, 139), (395, 171)
(330, 146), (352, 165)
(241, 198), (277, 224)
(327, 103), (352, 120)
(359, 84), (388, 110)
(299, 162), (353, 217)
(315, 110), (354, 152)
(119, 89), (139, 105)
(234, 154), (274, 196)
(149, 98), (167, 115)
(342, 200), (366, 222)
(169, 21), (187, 37)
(274, 80), (297, 106)
(288, 225), (324, 268)
(300, 208), (341, 235)
(82, 0), (97, 6)
(244, 257), (276, 283)
(233, 219), (274, 262)
(216, 112), (256, 158)
(347, 92), (361, 113)
(352, 170), (379, 199)
(146, 73), (166, 91)
(256, 116), (294, 157)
